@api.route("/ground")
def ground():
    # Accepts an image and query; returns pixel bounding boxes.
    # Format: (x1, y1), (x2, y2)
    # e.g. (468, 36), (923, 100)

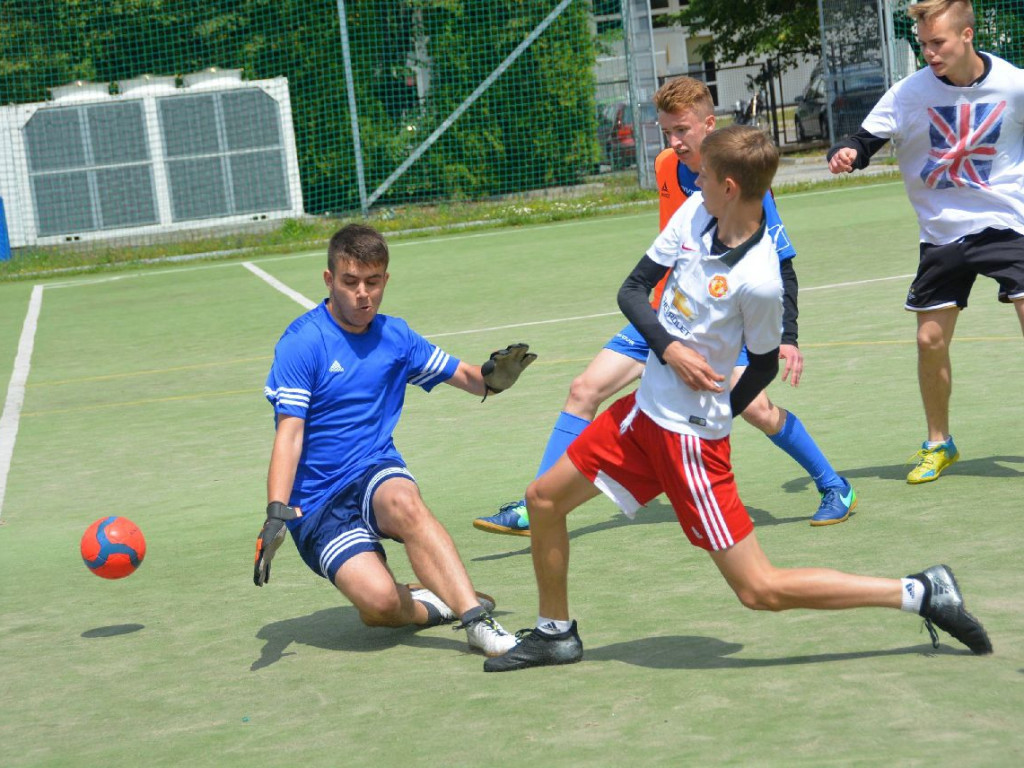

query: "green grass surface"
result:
(1, 182), (1022, 766)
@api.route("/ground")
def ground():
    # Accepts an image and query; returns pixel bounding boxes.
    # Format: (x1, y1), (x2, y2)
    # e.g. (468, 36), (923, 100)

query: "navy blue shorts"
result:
(290, 461), (415, 584)
(907, 228), (1024, 311)
(605, 322), (750, 367)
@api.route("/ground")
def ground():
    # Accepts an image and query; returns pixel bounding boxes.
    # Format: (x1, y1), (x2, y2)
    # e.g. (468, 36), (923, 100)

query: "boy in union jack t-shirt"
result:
(828, 0), (1024, 485)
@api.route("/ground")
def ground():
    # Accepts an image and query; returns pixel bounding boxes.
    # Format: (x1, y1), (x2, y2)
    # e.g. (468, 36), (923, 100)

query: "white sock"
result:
(901, 578), (925, 614)
(924, 437), (950, 450)
(536, 616), (573, 635)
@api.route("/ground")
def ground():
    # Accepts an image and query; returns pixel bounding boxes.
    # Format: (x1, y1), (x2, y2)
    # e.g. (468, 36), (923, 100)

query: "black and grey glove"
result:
(481, 343), (537, 400)
(253, 501), (300, 587)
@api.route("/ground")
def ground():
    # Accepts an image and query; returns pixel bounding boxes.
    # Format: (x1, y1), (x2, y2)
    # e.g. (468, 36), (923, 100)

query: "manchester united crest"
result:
(708, 274), (729, 298)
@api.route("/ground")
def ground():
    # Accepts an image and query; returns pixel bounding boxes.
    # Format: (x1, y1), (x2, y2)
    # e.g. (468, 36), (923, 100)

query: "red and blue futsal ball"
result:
(80, 516), (146, 579)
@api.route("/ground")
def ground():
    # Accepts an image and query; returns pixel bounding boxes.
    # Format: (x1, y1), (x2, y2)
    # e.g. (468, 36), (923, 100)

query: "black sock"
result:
(459, 605), (486, 626)
(909, 572), (933, 616)
(415, 598), (444, 627)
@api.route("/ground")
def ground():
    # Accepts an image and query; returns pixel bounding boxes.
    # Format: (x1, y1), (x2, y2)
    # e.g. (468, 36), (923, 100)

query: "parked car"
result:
(597, 101), (657, 169)
(794, 63), (887, 141)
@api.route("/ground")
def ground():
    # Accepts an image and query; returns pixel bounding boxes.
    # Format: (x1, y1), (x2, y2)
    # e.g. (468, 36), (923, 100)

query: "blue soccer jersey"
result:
(265, 300), (459, 519)
(677, 162), (795, 262)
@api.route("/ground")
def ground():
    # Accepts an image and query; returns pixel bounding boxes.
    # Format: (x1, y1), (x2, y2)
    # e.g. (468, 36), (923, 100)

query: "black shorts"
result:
(905, 228), (1024, 311)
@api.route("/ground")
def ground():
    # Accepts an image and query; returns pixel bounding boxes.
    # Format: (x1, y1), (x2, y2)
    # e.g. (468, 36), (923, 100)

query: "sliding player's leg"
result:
(372, 473), (516, 655)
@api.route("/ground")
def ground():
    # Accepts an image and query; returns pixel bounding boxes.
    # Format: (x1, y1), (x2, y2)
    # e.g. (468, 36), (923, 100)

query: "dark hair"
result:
(327, 224), (389, 273)
(700, 125), (779, 202)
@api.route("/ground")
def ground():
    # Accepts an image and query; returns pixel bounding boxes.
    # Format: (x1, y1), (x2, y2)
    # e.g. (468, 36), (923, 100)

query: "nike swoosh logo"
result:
(840, 488), (855, 507)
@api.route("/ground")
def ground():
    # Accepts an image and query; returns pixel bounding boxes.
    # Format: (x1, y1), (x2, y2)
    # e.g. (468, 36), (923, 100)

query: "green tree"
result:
(0, 0), (597, 214)
(671, 0), (821, 68)
(675, 0), (1023, 71)
(413, 0), (597, 199)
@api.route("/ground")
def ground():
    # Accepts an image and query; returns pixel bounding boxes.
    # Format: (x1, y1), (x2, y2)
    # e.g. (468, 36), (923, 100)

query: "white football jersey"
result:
(636, 193), (783, 440)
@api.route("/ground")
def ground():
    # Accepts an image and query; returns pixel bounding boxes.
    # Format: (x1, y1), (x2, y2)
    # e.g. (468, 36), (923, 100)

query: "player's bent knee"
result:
(524, 481), (566, 521)
(376, 488), (432, 537)
(524, 482), (550, 513)
(354, 590), (405, 627)
(731, 583), (785, 612)
(358, 610), (402, 627)
(565, 374), (604, 419)
(739, 401), (774, 432)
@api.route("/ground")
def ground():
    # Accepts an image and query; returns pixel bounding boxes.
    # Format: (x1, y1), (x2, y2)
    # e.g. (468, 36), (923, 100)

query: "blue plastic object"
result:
(0, 196), (11, 261)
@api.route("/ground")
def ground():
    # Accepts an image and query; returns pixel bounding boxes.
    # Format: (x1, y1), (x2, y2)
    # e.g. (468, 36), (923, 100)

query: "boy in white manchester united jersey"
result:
(485, 126), (991, 672)
(829, 0), (1024, 484)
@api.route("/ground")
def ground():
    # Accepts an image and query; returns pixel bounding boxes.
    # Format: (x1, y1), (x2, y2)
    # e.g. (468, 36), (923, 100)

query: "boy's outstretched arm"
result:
(445, 343), (537, 399)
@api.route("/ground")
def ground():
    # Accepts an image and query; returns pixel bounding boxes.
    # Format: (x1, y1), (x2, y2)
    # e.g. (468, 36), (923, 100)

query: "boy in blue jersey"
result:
(476, 76), (855, 535)
(254, 224), (536, 657)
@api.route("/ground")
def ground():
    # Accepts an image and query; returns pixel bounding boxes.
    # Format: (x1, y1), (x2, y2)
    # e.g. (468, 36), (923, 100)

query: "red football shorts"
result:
(566, 392), (753, 552)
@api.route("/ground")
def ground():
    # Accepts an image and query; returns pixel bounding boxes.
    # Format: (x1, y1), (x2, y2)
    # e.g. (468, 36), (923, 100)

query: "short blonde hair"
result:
(653, 76), (715, 118)
(908, 0), (975, 31)
(700, 126), (778, 202)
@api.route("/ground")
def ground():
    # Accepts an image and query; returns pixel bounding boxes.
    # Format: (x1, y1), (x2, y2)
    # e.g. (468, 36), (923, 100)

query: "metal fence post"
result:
(337, 0), (369, 216)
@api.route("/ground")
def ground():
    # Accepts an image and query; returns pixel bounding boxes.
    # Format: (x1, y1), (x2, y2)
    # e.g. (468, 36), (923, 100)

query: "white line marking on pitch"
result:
(242, 262), (317, 309)
(238, 259), (623, 337)
(0, 285), (44, 521)
(427, 311), (623, 338)
(802, 273), (915, 292)
(778, 180), (903, 200)
(239, 256), (917, 340)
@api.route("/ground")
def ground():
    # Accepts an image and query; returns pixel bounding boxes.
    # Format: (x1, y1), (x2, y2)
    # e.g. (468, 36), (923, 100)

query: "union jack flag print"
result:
(920, 100), (1005, 189)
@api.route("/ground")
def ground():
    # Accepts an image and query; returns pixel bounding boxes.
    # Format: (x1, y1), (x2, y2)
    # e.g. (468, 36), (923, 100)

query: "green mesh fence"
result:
(890, 0), (1024, 76)
(0, 0), (601, 250)
(814, 0), (1023, 144)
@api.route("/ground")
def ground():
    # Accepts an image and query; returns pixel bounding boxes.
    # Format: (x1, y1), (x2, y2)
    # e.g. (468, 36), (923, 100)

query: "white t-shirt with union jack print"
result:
(862, 52), (1024, 245)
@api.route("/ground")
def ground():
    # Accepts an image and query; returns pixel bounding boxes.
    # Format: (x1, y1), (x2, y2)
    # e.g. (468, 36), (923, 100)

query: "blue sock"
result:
(536, 411), (592, 479)
(767, 411), (842, 492)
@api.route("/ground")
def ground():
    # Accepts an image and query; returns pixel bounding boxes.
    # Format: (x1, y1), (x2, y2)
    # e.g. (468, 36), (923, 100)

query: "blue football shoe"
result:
(473, 500), (531, 537)
(810, 477), (857, 526)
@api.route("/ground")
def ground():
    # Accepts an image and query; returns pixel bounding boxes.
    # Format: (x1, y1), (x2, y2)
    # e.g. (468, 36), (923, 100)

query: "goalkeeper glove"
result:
(481, 343), (537, 400)
(253, 501), (300, 587)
